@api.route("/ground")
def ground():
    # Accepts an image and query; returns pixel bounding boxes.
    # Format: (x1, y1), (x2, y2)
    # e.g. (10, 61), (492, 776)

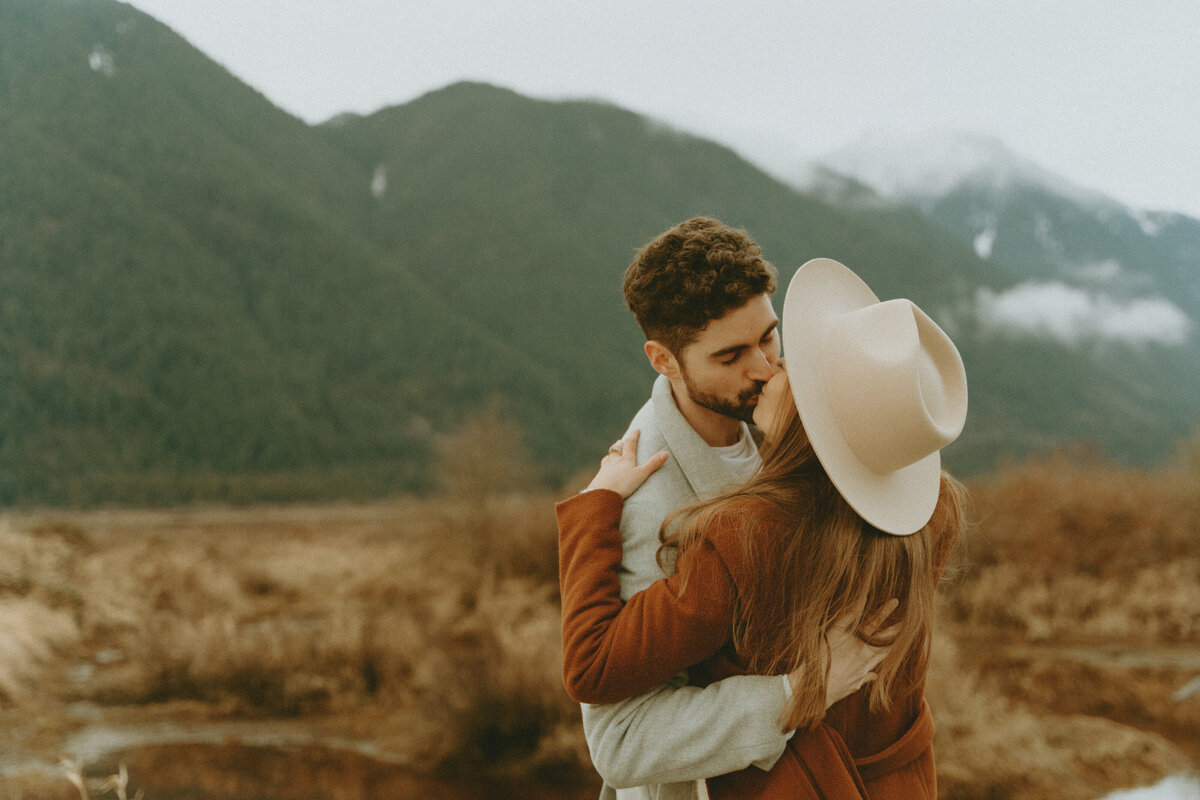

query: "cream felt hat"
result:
(782, 258), (967, 535)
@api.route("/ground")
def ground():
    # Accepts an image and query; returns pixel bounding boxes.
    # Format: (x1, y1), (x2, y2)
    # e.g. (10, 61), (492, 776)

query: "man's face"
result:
(675, 294), (781, 423)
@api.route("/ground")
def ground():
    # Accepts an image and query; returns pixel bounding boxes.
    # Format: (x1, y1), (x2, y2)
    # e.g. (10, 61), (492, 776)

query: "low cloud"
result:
(976, 281), (1191, 346)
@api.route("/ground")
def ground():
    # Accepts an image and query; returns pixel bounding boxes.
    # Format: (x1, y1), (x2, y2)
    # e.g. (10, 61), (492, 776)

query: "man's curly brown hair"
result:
(623, 217), (778, 354)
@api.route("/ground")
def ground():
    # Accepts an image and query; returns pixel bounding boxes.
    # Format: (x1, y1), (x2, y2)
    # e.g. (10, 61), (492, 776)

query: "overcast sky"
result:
(127, 0), (1200, 218)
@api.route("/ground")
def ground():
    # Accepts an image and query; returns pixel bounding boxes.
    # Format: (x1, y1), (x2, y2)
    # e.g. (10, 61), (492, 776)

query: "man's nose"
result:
(746, 347), (776, 379)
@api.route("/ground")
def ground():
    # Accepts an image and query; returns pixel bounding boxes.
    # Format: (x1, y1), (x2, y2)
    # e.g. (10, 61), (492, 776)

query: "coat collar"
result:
(651, 374), (758, 500)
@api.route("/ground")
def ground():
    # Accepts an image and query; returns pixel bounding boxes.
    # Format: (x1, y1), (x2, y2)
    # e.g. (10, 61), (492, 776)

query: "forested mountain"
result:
(2, 0), (1196, 506)
(0, 0), (588, 504)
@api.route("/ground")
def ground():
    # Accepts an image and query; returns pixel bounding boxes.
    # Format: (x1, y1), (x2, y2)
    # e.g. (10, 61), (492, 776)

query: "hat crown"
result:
(820, 299), (967, 475)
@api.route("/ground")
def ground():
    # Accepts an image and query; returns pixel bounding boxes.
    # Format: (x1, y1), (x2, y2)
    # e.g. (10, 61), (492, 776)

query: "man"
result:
(579, 218), (878, 800)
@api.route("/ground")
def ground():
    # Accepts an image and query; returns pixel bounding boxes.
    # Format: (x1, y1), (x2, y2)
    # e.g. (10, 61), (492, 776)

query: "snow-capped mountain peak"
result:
(792, 128), (1200, 354)
(812, 128), (1100, 207)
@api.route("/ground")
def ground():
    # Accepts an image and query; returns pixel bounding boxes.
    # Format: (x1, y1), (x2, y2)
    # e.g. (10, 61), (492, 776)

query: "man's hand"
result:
(788, 598), (899, 708)
(585, 429), (669, 499)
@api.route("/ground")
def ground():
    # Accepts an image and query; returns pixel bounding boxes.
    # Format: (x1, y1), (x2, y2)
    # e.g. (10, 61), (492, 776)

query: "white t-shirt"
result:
(709, 426), (762, 483)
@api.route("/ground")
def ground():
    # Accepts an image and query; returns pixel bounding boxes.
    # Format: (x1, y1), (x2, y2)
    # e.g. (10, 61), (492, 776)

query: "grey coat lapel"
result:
(651, 375), (752, 501)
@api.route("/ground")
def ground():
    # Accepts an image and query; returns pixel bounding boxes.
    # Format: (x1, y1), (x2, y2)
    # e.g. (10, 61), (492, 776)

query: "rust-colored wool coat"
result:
(558, 489), (957, 800)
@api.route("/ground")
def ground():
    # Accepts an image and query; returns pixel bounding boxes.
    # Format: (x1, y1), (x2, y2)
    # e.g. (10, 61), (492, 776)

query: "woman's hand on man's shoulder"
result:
(585, 429), (670, 499)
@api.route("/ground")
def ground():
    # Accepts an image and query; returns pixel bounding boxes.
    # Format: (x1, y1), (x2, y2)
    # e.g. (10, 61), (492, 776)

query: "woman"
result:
(557, 258), (968, 799)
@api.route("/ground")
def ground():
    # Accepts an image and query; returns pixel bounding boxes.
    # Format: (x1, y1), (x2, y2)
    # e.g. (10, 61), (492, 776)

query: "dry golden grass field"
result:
(0, 445), (1197, 799)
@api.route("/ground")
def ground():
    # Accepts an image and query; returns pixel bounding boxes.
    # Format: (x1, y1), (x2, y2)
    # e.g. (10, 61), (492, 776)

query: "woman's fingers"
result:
(862, 598), (900, 639)
(586, 429), (668, 498)
(638, 449), (669, 478)
(604, 430), (640, 461)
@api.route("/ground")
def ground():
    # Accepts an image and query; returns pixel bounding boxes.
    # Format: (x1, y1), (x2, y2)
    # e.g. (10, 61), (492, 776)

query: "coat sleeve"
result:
(581, 677), (793, 788)
(556, 490), (737, 705)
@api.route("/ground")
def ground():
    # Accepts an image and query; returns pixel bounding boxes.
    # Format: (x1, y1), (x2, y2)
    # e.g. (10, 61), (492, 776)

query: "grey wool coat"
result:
(581, 375), (791, 800)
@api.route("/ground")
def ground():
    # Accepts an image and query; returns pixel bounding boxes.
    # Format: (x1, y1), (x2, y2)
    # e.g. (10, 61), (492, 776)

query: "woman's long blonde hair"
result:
(659, 387), (965, 732)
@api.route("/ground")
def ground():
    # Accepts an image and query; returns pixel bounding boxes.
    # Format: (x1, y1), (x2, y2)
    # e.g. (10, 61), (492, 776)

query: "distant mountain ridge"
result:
(2, 0), (1198, 506)
(806, 130), (1200, 342)
(816, 130), (1105, 209)
(811, 130), (1200, 305)
(800, 129), (1200, 467)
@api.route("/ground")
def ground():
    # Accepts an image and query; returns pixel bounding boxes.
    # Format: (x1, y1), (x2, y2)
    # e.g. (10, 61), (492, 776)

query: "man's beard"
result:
(681, 369), (763, 424)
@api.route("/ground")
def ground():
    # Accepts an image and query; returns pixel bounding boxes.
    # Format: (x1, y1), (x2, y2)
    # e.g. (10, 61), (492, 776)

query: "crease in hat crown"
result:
(821, 299), (966, 475)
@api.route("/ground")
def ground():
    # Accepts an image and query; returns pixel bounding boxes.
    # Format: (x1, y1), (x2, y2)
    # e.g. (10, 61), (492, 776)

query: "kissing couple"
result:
(557, 217), (968, 800)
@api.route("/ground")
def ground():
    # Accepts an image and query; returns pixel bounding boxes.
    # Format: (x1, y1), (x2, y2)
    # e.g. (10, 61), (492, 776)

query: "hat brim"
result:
(782, 259), (941, 535)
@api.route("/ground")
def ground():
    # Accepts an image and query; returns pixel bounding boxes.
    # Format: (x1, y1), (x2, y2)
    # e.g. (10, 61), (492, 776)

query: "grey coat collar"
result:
(651, 374), (758, 500)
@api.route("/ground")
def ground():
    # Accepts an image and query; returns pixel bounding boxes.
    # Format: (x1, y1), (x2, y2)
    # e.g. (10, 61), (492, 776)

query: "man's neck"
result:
(668, 381), (743, 447)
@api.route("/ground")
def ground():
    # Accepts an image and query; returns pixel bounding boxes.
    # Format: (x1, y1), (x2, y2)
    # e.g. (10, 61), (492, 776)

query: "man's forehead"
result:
(695, 298), (778, 354)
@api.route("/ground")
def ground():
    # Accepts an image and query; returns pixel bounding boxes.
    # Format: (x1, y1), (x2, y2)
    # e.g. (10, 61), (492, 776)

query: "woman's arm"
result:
(557, 489), (736, 704)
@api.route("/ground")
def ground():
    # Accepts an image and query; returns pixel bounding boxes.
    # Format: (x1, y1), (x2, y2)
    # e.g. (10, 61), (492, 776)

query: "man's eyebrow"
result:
(708, 321), (778, 359)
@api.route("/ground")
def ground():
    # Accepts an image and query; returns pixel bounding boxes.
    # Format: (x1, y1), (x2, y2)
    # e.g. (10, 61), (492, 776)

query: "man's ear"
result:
(644, 340), (681, 379)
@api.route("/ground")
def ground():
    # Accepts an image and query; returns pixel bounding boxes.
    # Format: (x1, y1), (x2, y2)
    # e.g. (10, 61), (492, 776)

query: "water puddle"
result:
(984, 643), (1200, 671)
(85, 743), (471, 799)
(1098, 773), (1200, 800)
(68, 740), (596, 800)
